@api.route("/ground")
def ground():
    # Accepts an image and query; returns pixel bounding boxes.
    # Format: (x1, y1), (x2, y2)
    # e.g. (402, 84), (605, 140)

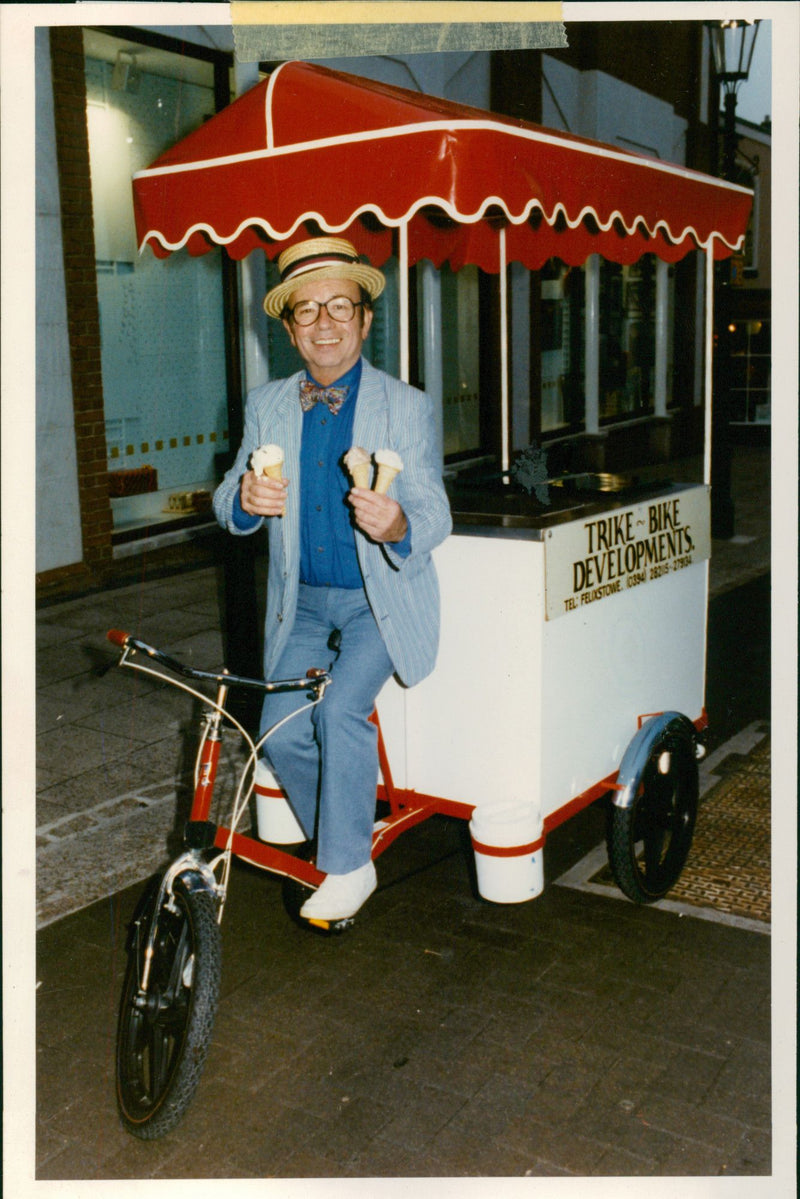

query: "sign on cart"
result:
(544, 485), (711, 621)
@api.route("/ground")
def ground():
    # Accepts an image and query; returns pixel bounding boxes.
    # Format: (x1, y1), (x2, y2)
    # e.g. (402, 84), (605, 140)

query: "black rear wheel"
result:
(116, 872), (221, 1139)
(608, 729), (699, 903)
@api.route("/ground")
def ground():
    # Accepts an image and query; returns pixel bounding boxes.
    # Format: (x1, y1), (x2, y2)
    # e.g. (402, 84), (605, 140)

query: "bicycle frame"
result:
(109, 628), (708, 943)
(108, 630), (475, 931)
(215, 708), (476, 889)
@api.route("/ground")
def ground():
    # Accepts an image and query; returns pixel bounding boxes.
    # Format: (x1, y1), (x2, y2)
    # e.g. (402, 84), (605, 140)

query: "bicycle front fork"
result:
(137, 681), (233, 994)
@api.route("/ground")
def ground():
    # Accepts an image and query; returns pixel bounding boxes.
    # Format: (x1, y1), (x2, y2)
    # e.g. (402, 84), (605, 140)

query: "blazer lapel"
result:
(353, 359), (389, 449)
(267, 372), (303, 577)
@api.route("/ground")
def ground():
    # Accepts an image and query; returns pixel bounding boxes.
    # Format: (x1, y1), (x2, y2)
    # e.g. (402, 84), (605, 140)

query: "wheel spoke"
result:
(642, 823), (667, 877)
(163, 923), (190, 1003)
(148, 1015), (172, 1097)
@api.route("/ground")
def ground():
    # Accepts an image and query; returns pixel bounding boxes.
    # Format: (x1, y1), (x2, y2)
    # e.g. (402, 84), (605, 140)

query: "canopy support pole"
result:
(585, 254), (600, 436)
(499, 227), (510, 473)
(421, 260), (444, 452)
(654, 258), (669, 418)
(703, 242), (715, 486)
(399, 222), (410, 383)
(701, 240), (715, 696)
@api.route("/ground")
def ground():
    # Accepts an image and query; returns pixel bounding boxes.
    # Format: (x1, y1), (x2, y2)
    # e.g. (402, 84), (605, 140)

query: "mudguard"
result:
(612, 712), (698, 810)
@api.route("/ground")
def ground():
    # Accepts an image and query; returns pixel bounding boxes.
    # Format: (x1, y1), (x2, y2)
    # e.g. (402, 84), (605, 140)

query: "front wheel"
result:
(607, 727), (699, 903)
(116, 871), (221, 1139)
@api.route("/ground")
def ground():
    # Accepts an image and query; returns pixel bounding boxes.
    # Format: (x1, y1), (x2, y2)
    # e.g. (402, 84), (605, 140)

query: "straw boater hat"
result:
(263, 236), (386, 319)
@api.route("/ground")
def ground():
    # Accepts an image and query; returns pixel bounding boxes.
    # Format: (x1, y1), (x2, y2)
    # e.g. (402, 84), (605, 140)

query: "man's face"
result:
(282, 277), (373, 386)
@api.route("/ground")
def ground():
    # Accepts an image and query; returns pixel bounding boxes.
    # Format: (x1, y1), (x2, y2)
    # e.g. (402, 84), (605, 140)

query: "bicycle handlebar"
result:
(107, 629), (331, 695)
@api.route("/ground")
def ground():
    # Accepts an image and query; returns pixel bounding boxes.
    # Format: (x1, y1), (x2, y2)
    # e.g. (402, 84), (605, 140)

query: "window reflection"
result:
(84, 34), (229, 536)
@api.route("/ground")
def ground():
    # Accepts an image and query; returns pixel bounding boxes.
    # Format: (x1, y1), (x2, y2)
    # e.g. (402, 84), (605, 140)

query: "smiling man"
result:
(213, 237), (452, 923)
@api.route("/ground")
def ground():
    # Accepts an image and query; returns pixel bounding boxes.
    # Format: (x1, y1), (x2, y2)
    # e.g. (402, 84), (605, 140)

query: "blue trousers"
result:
(260, 585), (395, 874)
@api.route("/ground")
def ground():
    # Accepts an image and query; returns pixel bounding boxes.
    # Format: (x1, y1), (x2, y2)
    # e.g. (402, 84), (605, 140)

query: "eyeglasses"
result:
(289, 297), (365, 326)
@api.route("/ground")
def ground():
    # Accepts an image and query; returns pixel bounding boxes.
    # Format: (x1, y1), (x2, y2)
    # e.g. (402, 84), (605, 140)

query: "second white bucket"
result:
(254, 759), (307, 844)
(469, 802), (544, 903)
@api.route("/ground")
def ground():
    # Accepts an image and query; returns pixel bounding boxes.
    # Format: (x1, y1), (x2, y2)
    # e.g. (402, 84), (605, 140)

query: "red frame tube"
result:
(191, 737), (222, 823)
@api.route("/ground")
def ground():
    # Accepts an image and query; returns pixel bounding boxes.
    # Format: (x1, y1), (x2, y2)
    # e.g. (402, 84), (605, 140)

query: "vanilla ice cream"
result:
(251, 443), (284, 480)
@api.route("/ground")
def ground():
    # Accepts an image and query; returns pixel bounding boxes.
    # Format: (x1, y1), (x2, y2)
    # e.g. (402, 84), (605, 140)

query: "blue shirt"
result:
(232, 358), (411, 585)
(299, 358), (362, 587)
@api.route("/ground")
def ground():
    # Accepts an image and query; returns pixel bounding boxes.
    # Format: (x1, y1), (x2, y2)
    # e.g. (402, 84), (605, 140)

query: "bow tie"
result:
(299, 380), (349, 415)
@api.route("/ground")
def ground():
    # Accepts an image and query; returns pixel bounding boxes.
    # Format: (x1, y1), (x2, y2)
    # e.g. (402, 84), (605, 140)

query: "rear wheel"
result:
(608, 729), (699, 903)
(116, 872), (221, 1139)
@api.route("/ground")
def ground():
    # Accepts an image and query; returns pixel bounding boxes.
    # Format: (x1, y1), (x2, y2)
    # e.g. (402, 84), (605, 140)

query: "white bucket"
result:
(254, 760), (307, 844)
(469, 803), (544, 903)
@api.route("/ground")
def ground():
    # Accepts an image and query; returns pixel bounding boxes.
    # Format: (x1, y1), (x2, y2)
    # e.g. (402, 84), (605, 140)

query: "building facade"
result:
(35, 20), (771, 596)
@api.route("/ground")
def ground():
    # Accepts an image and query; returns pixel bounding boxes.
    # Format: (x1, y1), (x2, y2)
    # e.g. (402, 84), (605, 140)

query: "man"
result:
(214, 236), (452, 922)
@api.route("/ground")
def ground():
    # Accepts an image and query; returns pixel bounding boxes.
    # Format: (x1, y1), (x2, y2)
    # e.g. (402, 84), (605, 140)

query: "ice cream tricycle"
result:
(113, 62), (752, 1137)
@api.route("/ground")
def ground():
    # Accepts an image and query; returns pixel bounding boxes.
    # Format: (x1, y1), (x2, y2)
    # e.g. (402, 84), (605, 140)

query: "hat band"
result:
(281, 251), (360, 284)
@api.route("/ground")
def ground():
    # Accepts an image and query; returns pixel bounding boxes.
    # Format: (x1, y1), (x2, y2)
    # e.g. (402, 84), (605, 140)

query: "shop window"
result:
(541, 262), (585, 433)
(538, 254), (674, 437)
(440, 264), (482, 458)
(83, 30), (230, 536)
(599, 258), (657, 422)
(729, 318), (771, 425)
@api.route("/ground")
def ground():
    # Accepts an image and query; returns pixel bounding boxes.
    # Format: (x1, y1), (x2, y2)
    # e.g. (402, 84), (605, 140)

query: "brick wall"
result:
(46, 26), (112, 581)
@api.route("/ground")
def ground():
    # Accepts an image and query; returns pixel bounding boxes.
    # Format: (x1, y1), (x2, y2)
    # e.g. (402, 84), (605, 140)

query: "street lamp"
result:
(705, 18), (760, 538)
(708, 19), (761, 180)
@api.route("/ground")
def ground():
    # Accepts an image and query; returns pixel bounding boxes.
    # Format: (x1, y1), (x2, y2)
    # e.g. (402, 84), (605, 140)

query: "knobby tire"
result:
(116, 872), (221, 1139)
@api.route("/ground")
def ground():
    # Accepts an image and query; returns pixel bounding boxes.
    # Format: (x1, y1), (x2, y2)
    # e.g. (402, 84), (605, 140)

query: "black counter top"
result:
(444, 469), (704, 538)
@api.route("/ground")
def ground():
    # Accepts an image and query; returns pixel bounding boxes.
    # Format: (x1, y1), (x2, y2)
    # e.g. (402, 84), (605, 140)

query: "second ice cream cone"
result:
(373, 467), (399, 495)
(373, 449), (403, 495)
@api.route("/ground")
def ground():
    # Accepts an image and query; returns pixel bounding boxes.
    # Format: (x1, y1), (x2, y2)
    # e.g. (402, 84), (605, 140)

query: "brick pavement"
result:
(21, 444), (790, 1187)
(35, 806), (773, 1180)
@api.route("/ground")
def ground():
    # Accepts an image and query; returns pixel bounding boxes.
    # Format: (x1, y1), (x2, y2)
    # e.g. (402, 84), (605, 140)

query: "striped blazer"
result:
(213, 358), (452, 687)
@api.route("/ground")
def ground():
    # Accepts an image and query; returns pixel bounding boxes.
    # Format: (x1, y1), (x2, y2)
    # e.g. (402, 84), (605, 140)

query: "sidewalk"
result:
(28, 444), (783, 1183)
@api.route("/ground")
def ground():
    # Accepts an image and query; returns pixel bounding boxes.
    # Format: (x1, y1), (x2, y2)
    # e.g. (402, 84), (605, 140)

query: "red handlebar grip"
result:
(107, 629), (130, 647)
(306, 668), (326, 679)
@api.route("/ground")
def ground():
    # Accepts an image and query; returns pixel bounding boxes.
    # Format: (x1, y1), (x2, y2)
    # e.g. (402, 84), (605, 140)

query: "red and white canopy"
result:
(133, 60), (753, 271)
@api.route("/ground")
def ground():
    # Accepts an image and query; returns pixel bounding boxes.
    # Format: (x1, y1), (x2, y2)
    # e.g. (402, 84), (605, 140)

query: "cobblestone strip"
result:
(36, 786), (182, 929)
(35, 781), (178, 848)
(35, 736), (255, 927)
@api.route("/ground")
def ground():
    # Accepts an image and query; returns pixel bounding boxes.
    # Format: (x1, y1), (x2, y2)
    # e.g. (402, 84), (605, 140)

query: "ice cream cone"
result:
(373, 467), (399, 495)
(344, 445), (372, 489)
(251, 444), (286, 514)
(252, 443), (284, 478)
(373, 449), (403, 495)
(351, 463), (371, 488)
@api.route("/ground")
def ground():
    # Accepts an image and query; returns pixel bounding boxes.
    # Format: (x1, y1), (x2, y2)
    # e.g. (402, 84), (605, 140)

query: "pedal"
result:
(305, 915), (355, 935)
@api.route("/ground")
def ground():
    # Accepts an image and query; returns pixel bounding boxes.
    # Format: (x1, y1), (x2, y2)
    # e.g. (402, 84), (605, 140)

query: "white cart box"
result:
(377, 483), (710, 835)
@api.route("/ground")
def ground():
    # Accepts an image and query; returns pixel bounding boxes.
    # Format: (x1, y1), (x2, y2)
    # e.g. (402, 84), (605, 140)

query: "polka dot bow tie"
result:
(299, 380), (350, 415)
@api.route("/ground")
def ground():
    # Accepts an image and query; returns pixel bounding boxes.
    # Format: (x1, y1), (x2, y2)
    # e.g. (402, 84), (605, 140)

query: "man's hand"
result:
(349, 488), (408, 544)
(240, 470), (288, 517)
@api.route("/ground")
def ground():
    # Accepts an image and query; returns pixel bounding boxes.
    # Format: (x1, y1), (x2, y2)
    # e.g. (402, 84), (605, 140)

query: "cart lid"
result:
(133, 60), (753, 270)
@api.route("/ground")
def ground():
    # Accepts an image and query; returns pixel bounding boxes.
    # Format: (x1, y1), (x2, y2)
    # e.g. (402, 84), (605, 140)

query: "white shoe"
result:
(300, 861), (377, 921)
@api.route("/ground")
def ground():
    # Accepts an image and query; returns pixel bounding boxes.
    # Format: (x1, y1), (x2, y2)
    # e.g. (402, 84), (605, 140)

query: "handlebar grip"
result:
(107, 629), (130, 648)
(306, 668), (327, 679)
